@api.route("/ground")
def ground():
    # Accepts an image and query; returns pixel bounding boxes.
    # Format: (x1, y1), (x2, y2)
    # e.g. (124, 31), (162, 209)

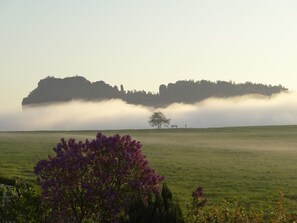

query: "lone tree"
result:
(148, 111), (171, 128)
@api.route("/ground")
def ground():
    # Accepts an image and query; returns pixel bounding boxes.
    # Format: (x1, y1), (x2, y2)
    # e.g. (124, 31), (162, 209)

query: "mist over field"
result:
(1, 92), (297, 131)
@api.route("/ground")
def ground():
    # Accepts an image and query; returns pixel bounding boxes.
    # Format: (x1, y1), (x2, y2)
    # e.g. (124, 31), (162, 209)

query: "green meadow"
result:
(0, 126), (297, 209)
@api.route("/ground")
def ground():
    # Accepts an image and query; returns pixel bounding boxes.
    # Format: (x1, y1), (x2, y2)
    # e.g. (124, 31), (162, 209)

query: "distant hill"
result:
(22, 76), (288, 107)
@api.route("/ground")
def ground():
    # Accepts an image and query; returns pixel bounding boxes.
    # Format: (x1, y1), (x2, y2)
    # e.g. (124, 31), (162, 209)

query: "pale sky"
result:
(1, 0), (297, 111)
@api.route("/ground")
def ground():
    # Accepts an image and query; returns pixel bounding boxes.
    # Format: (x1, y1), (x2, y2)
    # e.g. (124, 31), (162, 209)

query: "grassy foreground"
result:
(0, 126), (297, 209)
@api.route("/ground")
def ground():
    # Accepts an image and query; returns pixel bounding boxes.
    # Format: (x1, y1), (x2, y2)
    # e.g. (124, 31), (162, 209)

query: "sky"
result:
(1, 1), (297, 130)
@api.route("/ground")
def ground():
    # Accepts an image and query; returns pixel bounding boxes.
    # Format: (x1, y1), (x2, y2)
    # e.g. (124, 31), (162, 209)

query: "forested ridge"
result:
(22, 76), (288, 107)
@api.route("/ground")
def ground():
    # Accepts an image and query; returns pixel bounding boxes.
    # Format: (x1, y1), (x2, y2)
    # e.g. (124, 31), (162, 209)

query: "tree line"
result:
(22, 76), (288, 107)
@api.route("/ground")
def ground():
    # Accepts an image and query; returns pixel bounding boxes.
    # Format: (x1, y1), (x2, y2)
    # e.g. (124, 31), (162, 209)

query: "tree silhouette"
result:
(148, 112), (170, 128)
(22, 76), (288, 108)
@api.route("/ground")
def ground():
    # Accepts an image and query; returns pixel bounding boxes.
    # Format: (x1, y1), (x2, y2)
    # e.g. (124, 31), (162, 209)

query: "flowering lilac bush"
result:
(34, 133), (164, 222)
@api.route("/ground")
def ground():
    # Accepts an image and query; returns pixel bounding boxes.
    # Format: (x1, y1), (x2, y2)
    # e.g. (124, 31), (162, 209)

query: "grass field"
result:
(1, 126), (297, 210)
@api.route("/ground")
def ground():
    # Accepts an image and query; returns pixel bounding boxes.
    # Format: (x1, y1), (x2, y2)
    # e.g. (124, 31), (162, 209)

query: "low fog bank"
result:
(1, 93), (297, 131)
(163, 92), (297, 128)
(0, 100), (152, 131)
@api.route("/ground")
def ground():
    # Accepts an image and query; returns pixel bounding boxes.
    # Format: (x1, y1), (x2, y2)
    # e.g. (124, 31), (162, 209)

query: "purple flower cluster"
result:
(192, 187), (207, 208)
(34, 132), (164, 222)
(192, 187), (203, 198)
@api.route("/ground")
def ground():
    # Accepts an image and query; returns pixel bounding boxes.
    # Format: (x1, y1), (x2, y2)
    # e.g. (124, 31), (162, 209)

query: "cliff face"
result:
(22, 76), (120, 105)
(22, 76), (288, 107)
